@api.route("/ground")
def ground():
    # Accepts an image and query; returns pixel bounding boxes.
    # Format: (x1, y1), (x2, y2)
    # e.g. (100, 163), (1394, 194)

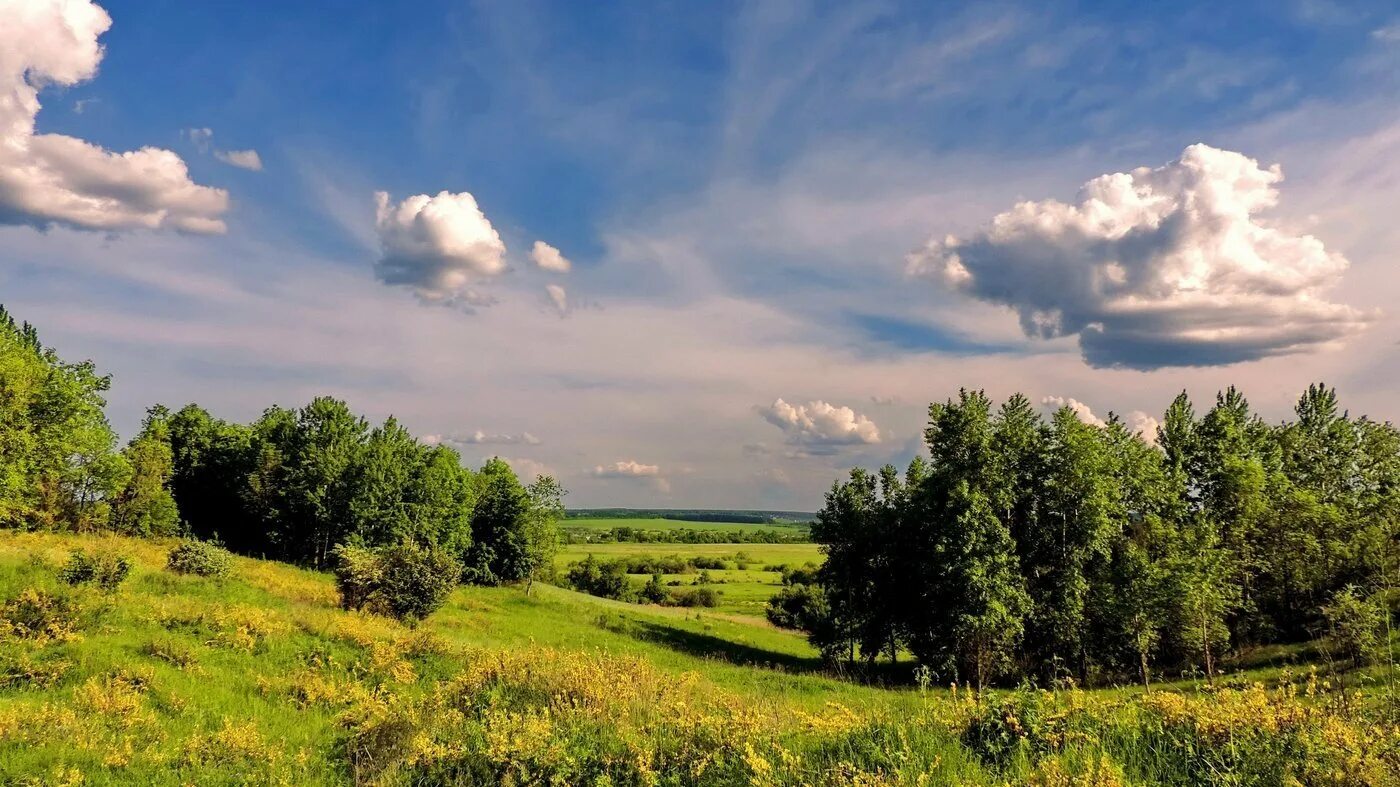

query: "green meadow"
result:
(3, 530), (1399, 785)
(553, 530), (824, 618)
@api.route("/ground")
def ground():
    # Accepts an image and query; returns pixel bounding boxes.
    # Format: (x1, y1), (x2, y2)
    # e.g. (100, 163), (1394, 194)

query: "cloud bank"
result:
(0, 1), (228, 234)
(907, 144), (1371, 369)
(373, 190), (506, 305)
(759, 398), (881, 452)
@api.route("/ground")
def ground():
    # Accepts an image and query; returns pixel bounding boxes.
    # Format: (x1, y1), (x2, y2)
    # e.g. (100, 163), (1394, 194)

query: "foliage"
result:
(0, 305), (129, 532)
(1323, 585), (1387, 669)
(58, 548), (132, 590)
(2, 529), (1400, 785)
(166, 540), (232, 578)
(333, 541), (460, 623)
(802, 384), (1400, 688)
(564, 554), (634, 601)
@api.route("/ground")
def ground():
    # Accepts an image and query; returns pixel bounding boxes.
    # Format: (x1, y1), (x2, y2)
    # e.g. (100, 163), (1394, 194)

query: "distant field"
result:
(554, 541), (824, 618)
(563, 517), (809, 533)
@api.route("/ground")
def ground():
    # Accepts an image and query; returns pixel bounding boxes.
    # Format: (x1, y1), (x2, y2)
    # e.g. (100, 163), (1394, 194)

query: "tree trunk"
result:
(1202, 613), (1215, 684)
(1139, 648), (1150, 692)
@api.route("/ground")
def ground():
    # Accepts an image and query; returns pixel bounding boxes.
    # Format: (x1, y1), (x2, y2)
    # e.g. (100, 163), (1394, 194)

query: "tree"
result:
(521, 475), (564, 594)
(940, 482), (1029, 691)
(0, 305), (128, 531)
(109, 406), (179, 537)
(463, 459), (533, 585)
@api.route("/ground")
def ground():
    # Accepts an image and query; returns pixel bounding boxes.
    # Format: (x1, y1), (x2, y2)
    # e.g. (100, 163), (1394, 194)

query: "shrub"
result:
(564, 555), (633, 601)
(58, 549), (132, 590)
(166, 540), (232, 578)
(0, 588), (80, 642)
(334, 542), (460, 623)
(332, 544), (383, 612)
(638, 574), (669, 605)
(1322, 585), (1386, 668)
(669, 586), (720, 608)
(766, 583), (827, 630)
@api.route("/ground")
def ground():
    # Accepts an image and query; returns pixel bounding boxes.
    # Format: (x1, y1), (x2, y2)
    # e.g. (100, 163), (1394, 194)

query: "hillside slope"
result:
(0, 532), (1397, 785)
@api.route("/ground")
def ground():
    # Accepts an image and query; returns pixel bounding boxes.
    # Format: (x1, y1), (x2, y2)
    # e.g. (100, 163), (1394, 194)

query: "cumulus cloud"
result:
(0, 1), (228, 234)
(530, 240), (572, 273)
(907, 144), (1372, 369)
(215, 149), (262, 171)
(759, 398), (881, 452)
(373, 190), (507, 305)
(592, 460), (668, 492)
(1041, 396), (1158, 441)
(496, 456), (552, 482)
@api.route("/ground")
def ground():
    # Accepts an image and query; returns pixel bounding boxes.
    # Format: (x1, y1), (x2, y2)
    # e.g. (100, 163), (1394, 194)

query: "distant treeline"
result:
(0, 306), (562, 593)
(775, 387), (1400, 690)
(568, 508), (814, 525)
(561, 526), (810, 545)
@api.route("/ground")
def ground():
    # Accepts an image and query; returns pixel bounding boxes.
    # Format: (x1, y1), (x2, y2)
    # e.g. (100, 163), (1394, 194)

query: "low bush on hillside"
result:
(333, 542), (459, 623)
(0, 588), (81, 643)
(58, 549), (132, 590)
(669, 586), (720, 608)
(166, 540), (232, 578)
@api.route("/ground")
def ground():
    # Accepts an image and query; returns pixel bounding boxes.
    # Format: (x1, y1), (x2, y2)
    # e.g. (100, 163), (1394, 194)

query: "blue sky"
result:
(3, 0), (1399, 508)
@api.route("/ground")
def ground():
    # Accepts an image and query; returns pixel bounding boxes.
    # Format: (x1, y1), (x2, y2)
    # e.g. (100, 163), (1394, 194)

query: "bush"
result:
(0, 588), (80, 642)
(565, 555), (634, 601)
(639, 574), (669, 604)
(766, 583), (827, 630)
(58, 549), (132, 590)
(1322, 585), (1386, 668)
(334, 542), (460, 623)
(669, 586), (720, 608)
(167, 540), (232, 578)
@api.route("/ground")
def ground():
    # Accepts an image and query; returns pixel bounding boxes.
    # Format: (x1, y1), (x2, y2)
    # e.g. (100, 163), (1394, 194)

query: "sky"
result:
(2, 0), (1399, 510)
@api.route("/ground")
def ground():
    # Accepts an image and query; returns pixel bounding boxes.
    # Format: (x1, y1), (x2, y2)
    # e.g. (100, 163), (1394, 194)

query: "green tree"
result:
(109, 406), (179, 537)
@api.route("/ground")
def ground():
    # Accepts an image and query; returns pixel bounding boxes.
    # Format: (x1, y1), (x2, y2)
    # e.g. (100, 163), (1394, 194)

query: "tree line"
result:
(772, 387), (1400, 689)
(0, 306), (563, 595)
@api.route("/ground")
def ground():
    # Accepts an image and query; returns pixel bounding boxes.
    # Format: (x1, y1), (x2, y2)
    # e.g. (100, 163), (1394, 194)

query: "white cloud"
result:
(215, 149), (262, 171)
(759, 398), (881, 452)
(496, 456), (552, 482)
(592, 460), (668, 493)
(592, 460), (661, 478)
(1041, 395), (1158, 441)
(1040, 395), (1104, 426)
(0, 1), (228, 234)
(907, 144), (1372, 369)
(1373, 23), (1400, 43)
(530, 240), (572, 273)
(545, 284), (568, 316)
(373, 190), (507, 305)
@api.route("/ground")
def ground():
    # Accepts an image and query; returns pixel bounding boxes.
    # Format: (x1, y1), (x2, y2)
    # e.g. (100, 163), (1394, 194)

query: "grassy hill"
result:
(1, 531), (1398, 785)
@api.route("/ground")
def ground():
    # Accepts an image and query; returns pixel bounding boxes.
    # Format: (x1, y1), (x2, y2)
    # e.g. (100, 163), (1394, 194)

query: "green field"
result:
(554, 540), (824, 617)
(563, 516), (809, 534)
(2, 531), (1398, 785)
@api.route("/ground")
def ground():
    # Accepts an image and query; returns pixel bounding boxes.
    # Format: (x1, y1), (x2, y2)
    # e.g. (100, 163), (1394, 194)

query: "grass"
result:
(2, 530), (1398, 785)
(563, 516), (809, 534)
(553, 541), (824, 617)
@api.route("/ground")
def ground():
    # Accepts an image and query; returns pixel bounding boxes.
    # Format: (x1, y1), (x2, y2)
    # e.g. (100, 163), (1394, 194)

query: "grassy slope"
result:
(3, 532), (1397, 785)
(0, 532), (891, 784)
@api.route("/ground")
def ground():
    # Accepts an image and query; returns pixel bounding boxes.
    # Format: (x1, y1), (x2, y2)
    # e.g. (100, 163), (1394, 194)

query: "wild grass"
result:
(1, 530), (1397, 785)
